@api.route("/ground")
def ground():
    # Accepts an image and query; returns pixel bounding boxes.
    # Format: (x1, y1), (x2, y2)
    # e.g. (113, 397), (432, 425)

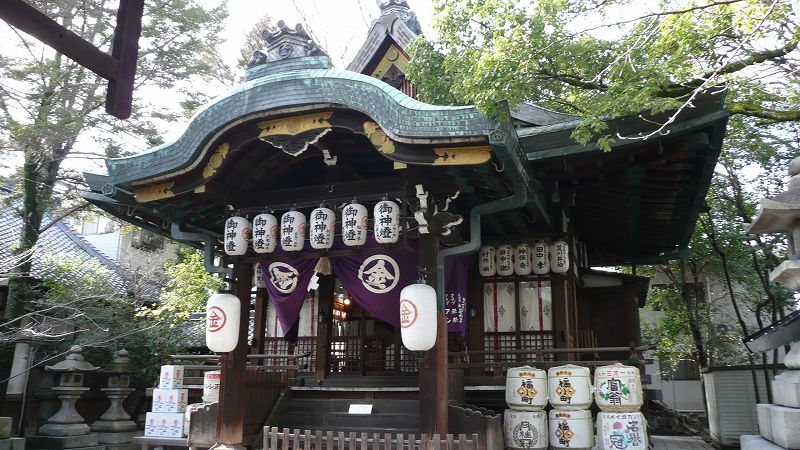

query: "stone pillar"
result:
(741, 156), (800, 450)
(26, 346), (102, 450)
(91, 349), (138, 450)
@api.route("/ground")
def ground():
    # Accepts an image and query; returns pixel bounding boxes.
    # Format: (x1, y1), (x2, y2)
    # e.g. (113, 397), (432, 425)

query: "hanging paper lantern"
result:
(310, 203), (335, 250)
(280, 208), (306, 251)
(479, 245), (497, 277)
(550, 240), (569, 274)
(399, 283), (436, 351)
(251, 212), (277, 253)
(497, 244), (514, 276)
(205, 293), (240, 352)
(532, 240), (550, 275)
(341, 200), (368, 247)
(514, 242), (532, 276)
(223, 214), (251, 256)
(374, 198), (400, 244)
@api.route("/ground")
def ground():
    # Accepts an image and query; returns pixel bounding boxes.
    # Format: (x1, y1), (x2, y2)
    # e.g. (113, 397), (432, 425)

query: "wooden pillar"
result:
(315, 274), (335, 380)
(216, 262), (253, 445)
(252, 287), (267, 356)
(418, 234), (448, 435)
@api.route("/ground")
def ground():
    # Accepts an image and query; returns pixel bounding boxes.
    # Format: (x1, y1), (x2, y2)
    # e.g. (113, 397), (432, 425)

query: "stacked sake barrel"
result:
(548, 364), (595, 450)
(594, 363), (647, 450)
(504, 366), (549, 449)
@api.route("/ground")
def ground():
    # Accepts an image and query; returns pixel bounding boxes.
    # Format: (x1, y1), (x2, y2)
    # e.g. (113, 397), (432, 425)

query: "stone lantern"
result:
(28, 345), (101, 449)
(91, 349), (138, 449)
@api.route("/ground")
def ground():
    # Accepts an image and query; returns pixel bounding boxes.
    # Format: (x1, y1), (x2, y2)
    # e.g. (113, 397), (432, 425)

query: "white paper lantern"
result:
(223, 215), (251, 256)
(309, 204), (335, 250)
(342, 200), (368, 246)
(504, 409), (548, 450)
(374, 199), (400, 244)
(550, 240), (569, 274)
(497, 244), (514, 276)
(205, 293), (240, 352)
(251, 212), (277, 253)
(479, 245), (497, 277)
(399, 283), (437, 351)
(594, 363), (643, 412)
(548, 364), (593, 410)
(506, 366), (548, 411)
(549, 409), (594, 449)
(280, 208), (306, 251)
(597, 412), (647, 450)
(514, 243), (532, 276)
(532, 241), (550, 275)
(202, 371), (220, 403)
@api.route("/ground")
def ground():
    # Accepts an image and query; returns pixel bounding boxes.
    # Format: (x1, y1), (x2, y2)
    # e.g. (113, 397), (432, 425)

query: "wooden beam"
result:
(105, 0), (144, 119)
(0, 0), (118, 80)
(252, 287), (268, 356)
(315, 275), (335, 380)
(216, 262), (253, 445)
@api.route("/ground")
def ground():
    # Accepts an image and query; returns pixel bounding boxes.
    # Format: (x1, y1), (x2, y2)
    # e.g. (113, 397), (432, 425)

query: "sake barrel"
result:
(596, 411), (648, 450)
(504, 409), (548, 450)
(202, 370), (221, 403)
(594, 363), (643, 412)
(549, 409), (594, 449)
(506, 366), (548, 411)
(548, 364), (593, 410)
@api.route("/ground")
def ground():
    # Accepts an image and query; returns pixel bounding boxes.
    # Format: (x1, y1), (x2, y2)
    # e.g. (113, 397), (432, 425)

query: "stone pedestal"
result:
(91, 387), (137, 445)
(38, 386), (92, 436)
(758, 404), (773, 442)
(773, 370), (800, 408)
(769, 404), (800, 449)
(741, 434), (786, 450)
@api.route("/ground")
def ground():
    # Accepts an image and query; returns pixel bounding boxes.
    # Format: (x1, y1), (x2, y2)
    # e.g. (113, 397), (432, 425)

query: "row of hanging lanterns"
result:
(479, 240), (569, 277)
(223, 197), (401, 256)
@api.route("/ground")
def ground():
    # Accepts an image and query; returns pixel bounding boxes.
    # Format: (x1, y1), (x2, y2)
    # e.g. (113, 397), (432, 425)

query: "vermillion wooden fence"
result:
(265, 428), (479, 450)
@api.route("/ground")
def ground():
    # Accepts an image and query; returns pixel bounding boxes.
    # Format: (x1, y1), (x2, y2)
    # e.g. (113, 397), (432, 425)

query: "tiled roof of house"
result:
(0, 187), (127, 292)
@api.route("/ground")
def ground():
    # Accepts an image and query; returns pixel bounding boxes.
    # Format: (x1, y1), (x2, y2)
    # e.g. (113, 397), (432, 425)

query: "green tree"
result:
(0, 0), (229, 324)
(407, 0), (799, 147)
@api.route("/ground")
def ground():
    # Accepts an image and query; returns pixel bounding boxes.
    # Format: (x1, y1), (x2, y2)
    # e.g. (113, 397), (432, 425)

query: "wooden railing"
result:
(265, 428), (478, 450)
(449, 345), (655, 371)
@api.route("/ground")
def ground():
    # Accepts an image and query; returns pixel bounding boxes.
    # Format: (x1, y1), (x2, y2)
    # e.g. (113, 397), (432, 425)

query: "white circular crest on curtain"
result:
(268, 262), (300, 294)
(358, 255), (400, 293)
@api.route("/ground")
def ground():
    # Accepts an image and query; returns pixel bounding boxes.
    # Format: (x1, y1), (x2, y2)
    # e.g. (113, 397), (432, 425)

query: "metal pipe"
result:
(170, 223), (233, 277)
(436, 182), (527, 308)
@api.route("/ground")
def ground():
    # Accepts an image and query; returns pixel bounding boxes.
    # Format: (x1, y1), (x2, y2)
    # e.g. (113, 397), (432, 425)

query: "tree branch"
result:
(728, 102), (800, 122)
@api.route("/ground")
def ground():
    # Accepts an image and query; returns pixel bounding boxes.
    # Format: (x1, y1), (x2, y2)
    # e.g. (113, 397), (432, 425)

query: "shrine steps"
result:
(265, 392), (420, 434)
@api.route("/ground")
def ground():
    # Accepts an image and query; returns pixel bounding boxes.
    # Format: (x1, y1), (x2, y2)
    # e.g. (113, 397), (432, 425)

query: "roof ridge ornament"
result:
(375, 0), (422, 35)
(247, 20), (328, 69)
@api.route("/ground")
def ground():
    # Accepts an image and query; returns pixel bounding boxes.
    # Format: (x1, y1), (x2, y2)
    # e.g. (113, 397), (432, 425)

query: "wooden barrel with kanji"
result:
(548, 409), (594, 449)
(504, 409), (548, 449)
(596, 411), (648, 450)
(506, 366), (548, 411)
(547, 364), (593, 410)
(594, 363), (643, 412)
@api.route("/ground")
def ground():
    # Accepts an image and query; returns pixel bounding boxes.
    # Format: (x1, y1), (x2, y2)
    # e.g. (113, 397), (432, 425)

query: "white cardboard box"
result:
(152, 388), (188, 413)
(146, 412), (185, 438)
(159, 365), (184, 389)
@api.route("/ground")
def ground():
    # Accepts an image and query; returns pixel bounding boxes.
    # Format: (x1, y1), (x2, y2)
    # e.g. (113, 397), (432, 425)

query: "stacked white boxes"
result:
(594, 363), (647, 450)
(504, 366), (548, 450)
(144, 365), (188, 438)
(548, 364), (594, 449)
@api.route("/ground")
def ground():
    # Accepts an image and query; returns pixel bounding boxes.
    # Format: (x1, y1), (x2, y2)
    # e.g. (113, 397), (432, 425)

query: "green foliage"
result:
(138, 248), (223, 326)
(408, 0), (799, 137)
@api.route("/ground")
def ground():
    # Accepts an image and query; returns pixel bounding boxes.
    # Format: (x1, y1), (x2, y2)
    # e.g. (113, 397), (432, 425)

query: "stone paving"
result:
(651, 435), (716, 449)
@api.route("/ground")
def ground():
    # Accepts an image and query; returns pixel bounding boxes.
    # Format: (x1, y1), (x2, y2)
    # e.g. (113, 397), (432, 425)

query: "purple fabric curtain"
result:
(330, 251), (418, 327)
(261, 258), (319, 336)
(261, 242), (470, 336)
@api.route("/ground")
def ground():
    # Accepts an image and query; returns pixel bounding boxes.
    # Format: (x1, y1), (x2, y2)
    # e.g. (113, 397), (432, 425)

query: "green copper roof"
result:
(105, 55), (495, 186)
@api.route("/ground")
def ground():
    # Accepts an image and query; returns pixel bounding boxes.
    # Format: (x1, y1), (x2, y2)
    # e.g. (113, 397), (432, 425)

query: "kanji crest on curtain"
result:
(261, 242), (468, 336)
